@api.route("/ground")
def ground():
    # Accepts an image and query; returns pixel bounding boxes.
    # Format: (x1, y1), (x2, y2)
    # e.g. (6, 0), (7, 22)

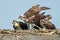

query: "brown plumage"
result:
(28, 14), (56, 30)
(19, 13), (45, 23)
(24, 4), (50, 18)
(40, 15), (56, 29)
(28, 14), (45, 23)
(40, 21), (56, 29)
(18, 4), (56, 30)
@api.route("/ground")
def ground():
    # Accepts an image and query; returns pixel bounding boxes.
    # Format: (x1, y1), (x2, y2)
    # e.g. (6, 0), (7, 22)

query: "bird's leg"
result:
(27, 23), (35, 30)
(33, 24), (41, 29)
(29, 24), (32, 30)
(42, 26), (46, 31)
(29, 23), (34, 30)
(25, 22), (33, 30)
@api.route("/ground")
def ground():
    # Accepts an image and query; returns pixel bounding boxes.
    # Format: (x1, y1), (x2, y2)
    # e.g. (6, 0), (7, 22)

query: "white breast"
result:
(15, 23), (18, 26)
(13, 22), (19, 27)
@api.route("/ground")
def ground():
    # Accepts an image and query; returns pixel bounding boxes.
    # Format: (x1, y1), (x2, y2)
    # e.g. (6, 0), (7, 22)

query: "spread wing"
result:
(24, 4), (40, 17)
(24, 4), (50, 18)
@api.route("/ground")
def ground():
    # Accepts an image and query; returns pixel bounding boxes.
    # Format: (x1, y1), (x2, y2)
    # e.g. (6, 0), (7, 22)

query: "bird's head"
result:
(44, 15), (52, 21)
(18, 15), (29, 23)
(46, 15), (52, 19)
(12, 20), (20, 28)
(12, 20), (19, 24)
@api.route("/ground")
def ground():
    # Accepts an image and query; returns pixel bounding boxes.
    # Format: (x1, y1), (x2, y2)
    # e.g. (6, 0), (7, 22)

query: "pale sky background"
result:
(0, 0), (60, 30)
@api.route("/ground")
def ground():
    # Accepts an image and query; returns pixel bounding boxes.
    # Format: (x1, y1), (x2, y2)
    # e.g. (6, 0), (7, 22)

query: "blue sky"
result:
(0, 0), (60, 30)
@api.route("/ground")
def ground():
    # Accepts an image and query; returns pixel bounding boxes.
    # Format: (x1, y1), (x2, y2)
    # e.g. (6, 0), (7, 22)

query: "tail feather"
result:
(41, 7), (51, 10)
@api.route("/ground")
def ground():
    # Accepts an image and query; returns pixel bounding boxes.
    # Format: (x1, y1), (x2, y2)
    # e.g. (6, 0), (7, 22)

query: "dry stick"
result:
(0, 35), (5, 40)
(33, 24), (43, 31)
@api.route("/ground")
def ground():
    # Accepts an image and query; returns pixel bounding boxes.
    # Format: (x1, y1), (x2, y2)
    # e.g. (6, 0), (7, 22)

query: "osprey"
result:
(12, 20), (28, 30)
(40, 15), (56, 29)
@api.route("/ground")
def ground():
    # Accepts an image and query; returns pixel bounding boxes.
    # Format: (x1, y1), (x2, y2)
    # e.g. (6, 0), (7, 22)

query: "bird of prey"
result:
(18, 4), (53, 30)
(40, 15), (56, 30)
(12, 20), (28, 30)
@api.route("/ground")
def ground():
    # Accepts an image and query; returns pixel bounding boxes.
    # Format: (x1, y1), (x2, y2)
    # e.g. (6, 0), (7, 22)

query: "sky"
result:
(0, 0), (60, 30)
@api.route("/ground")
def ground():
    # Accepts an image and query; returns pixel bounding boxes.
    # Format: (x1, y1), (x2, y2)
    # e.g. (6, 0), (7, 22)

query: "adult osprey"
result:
(12, 20), (28, 30)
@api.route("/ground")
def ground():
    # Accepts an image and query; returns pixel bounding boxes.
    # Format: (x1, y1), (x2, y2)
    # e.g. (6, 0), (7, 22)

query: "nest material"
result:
(0, 29), (60, 35)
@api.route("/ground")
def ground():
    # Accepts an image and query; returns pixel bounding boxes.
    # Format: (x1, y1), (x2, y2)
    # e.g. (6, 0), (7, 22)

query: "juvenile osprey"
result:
(40, 15), (56, 29)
